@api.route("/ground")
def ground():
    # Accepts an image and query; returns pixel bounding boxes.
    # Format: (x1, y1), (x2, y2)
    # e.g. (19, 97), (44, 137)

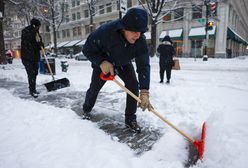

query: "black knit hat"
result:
(30, 18), (41, 26)
(162, 35), (172, 43)
(120, 8), (148, 33)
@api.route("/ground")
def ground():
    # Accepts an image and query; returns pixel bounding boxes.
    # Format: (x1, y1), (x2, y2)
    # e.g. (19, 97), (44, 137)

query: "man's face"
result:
(123, 30), (141, 44)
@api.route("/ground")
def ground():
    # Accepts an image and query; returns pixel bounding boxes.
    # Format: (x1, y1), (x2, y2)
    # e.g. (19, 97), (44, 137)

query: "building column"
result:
(215, 2), (229, 58)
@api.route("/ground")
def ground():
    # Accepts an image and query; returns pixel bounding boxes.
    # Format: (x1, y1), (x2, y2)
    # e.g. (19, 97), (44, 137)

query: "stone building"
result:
(4, 0), (248, 58)
(157, 0), (248, 58)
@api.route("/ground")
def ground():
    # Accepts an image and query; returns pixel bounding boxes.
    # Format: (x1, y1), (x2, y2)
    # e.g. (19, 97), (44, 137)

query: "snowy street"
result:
(0, 56), (248, 168)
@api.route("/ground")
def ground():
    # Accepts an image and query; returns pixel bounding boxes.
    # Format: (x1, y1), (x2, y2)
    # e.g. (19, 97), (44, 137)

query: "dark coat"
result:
(157, 42), (175, 69)
(82, 20), (150, 89)
(21, 25), (41, 62)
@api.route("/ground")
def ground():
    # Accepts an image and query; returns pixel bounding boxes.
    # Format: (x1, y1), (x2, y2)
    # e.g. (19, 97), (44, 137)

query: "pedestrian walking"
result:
(21, 18), (43, 98)
(82, 8), (153, 133)
(157, 35), (175, 84)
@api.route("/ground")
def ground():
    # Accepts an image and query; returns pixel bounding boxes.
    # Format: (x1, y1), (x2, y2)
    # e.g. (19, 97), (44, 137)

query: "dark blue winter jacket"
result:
(82, 20), (150, 89)
(157, 42), (175, 69)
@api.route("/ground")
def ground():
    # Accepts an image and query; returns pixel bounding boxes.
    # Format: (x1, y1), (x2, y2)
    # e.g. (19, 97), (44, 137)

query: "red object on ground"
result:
(193, 122), (206, 160)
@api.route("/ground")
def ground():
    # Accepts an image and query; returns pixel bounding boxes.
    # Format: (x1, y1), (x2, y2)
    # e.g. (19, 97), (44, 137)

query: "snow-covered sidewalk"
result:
(0, 57), (248, 168)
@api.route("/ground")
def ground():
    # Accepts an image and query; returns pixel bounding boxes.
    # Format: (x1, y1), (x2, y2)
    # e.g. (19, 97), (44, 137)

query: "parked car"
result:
(74, 52), (88, 61)
(46, 52), (57, 57)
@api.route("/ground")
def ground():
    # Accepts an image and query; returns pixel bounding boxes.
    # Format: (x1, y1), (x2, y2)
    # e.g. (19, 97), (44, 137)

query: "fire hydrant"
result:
(61, 61), (69, 72)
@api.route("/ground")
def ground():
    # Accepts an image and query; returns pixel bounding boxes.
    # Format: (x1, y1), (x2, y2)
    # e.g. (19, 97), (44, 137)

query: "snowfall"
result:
(0, 55), (248, 168)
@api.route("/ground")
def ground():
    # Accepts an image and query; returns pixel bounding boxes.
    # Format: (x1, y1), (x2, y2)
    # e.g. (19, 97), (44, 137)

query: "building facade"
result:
(157, 0), (248, 58)
(4, 0), (248, 58)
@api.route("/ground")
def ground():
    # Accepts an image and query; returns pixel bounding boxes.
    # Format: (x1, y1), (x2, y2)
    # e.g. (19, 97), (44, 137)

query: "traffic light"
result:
(206, 21), (214, 31)
(206, 1), (218, 17)
(210, 2), (217, 17)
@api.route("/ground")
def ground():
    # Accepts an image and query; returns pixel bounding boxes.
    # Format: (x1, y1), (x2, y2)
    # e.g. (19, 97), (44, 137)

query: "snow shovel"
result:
(100, 73), (206, 160)
(40, 46), (70, 91)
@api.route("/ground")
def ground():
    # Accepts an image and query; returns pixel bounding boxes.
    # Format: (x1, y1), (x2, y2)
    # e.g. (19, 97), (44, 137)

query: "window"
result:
(72, 0), (76, 7)
(192, 5), (202, 19)
(73, 27), (77, 36)
(76, 0), (80, 6)
(66, 29), (70, 37)
(78, 27), (82, 36)
(84, 10), (89, 18)
(62, 30), (66, 38)
(106, 3), (112, 13)
(64, 4), (69, 12)
(127, 0), (132, 8)
(85, 25), (90, 34)
(77, 12), (81, 20)
(174, 8), (184, 21)
(117, 1), (120, 10)
(56, 31), (60, 39)
(72, 27), (82, 36)
(72, 13), (76, 21)
(99, 5), (104, 14)
(46, 25), (50, 32)
(65, 15), (70, 22)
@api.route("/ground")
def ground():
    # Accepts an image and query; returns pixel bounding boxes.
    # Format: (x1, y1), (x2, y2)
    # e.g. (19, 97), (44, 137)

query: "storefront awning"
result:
(57, 41), (70, 48)
(75, 39), (86, 46)
(189, 26), (216, 39)
(45, 43), (55, 49)
(227, 27), (248, 45)
(159, 29), (183, 40)
(63, 39), (82, 47)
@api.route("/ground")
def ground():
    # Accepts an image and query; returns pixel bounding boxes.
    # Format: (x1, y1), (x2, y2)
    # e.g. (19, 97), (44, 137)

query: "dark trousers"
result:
(160, 66), (172, 82)
(83, 64), (139, 121)
(22, 60), (39, 93)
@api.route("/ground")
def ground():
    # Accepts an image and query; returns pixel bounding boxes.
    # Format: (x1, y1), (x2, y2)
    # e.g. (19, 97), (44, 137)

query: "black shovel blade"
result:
(44, 78), (70, 92)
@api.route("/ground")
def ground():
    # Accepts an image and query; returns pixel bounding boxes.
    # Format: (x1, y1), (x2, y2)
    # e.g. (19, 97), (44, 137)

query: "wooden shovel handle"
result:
(36, 33), (55, 81)
(41, 47), (55, 81)
(113, 78), (194, 143)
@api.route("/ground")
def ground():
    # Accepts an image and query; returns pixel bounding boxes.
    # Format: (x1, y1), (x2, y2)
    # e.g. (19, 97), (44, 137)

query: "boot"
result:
(81, 111), (91, 120)
(34, 90), (40, 94)
(30, 92), (38, 98)
(125, 119), (141, 133)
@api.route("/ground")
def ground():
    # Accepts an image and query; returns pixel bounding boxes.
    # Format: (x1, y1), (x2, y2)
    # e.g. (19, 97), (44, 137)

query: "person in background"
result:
(21, 18), (44, 98)
(82, 8), (153, 133)
(157, 35), (175, 84)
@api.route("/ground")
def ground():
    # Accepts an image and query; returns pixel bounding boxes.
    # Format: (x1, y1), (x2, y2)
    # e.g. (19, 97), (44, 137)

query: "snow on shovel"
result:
(100, 73), (206, 160)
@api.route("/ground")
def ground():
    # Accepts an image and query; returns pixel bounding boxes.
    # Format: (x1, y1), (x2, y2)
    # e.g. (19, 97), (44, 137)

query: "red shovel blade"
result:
(193, 122), (206, 160)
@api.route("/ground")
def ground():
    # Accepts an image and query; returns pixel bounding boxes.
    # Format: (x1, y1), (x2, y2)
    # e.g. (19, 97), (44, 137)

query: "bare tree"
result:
(138, 0), (179, 56)
(0, 0), (6, 64)
(3, 0), (66, 56)
(38, 0), (67, 56)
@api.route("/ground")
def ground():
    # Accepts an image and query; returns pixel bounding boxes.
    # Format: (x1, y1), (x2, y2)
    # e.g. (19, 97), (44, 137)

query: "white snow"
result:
(0, 56), (248, 168)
